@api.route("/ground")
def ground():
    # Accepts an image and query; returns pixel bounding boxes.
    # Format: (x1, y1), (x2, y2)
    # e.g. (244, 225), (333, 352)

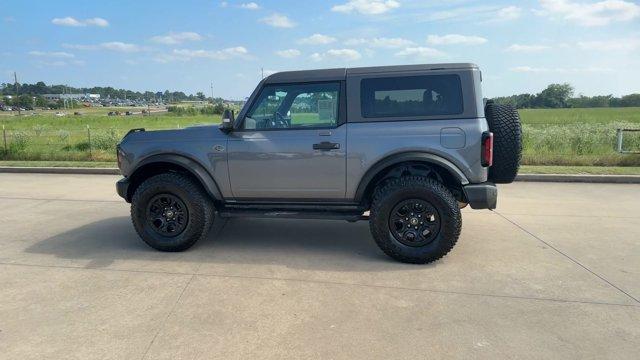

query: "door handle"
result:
(313, 141), (340, 150)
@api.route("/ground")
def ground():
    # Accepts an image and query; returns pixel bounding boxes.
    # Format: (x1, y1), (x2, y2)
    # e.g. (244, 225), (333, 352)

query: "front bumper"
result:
(116, 177), (131, 202)
(463, 182), (497, 210)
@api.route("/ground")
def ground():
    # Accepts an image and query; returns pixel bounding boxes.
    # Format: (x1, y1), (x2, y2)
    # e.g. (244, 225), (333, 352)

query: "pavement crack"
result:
(141, 274), (195, 360)
(493, 210), (640, 305)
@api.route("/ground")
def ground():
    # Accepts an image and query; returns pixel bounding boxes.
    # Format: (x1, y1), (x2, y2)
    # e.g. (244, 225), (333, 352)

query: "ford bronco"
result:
(116, 63), (522, 263)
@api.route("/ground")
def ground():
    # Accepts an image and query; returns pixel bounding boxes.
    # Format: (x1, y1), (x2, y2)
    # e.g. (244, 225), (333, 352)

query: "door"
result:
(227, 81), (347, 200)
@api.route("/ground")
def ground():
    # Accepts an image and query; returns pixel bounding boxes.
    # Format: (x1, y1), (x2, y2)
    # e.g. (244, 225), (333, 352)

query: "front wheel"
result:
(369, 176), (462, 264)
(131, 173), (214, 252)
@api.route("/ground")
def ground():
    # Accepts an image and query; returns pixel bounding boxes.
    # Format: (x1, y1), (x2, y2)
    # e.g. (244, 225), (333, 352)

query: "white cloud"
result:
(33, 59), (85, 67)
(495, 6), (522, 21)
(52, 17), (83, 27)
(63, 42), (142, 52)
(52, 17), (109, 27)
(240, 2), (260, 10)
(577, 38), (640, 51)
(28, 51), (75, 58)
(100, 42), (141, 52)
(275, 49), (301, 58)
(332, 0), (400, 15)
(538, 0), (640, 26)
(260, 13), (296, 28)
(150, 32), (203, 45)
(395, 47), (446, 59)
(220, 1), (228, 7)
(156, 47), (249, 62)
(84, 18), (109, 27)
(510, 66), (613, 73)
(505, 44), (551, 52)
(426, 34), (487, 46)
(310, 48), (362, 61)
(298, 34), (337, 45)
(344, 37), (414, 48)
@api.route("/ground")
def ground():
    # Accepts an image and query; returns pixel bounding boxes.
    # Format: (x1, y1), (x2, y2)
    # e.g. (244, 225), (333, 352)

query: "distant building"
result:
(43, 93), (100, 101)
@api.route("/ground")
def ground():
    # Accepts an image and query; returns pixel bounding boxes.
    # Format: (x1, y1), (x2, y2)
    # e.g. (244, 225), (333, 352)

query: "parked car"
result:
(115, 63), (522, 264)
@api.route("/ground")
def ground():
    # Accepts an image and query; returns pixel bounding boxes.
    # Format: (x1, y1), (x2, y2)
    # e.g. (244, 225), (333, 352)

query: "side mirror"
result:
(219, 109), (235, 133)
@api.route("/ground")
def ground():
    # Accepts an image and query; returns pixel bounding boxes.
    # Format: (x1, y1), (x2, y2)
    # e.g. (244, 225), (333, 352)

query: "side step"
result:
(218, 209), (369, 222)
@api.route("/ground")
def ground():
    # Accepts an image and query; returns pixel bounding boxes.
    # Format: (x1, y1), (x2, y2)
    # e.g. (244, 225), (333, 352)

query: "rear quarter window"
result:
(360, 74), (463, 118)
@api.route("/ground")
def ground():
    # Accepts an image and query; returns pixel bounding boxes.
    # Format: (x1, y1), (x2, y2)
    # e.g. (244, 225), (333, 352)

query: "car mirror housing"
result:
(220, 109), (235, 133)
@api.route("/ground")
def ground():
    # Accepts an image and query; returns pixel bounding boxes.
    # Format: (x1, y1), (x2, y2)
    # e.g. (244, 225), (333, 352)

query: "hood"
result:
(120, 124), (225, 144)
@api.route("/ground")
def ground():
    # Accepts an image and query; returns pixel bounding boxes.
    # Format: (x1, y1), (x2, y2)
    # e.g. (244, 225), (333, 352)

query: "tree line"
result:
(0, 81), (222, 103)
(3, 81), (640, 110)
(493, 83), (640, 109)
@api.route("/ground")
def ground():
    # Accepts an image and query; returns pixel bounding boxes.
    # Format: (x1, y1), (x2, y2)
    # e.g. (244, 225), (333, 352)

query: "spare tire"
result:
(485, 101), (522, 184)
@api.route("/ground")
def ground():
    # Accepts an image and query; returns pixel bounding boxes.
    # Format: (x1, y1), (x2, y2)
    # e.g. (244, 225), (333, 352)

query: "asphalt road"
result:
(0, 174), (639, 359)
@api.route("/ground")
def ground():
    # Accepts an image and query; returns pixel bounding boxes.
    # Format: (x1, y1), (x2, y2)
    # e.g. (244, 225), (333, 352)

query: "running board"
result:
(218, 209), (369, 222)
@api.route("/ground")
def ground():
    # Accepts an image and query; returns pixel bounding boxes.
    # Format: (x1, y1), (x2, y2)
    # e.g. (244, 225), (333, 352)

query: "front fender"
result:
(130, 154), (223, 201)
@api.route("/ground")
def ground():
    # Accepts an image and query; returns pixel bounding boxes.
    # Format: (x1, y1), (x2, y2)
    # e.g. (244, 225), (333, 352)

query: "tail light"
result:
(481, 132), (493, 167)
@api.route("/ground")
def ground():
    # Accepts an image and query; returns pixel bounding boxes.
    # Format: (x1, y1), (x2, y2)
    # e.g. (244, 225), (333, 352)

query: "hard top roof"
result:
(264, 63), (478, 84)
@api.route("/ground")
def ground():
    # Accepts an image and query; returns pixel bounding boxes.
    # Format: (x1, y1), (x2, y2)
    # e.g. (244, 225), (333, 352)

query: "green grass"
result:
(0, 160), (116, 168)
(519, 165), (640, 175)
(0, 111), (221, 162)
(518, 107), (640, 166)
(519, 107), (640, 125)
(0, 112), (220, 131)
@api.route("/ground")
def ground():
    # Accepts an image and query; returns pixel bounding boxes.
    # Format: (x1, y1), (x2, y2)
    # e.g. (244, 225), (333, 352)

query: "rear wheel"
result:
(369, 176), (461, 264)
(131, 173), (214, 252)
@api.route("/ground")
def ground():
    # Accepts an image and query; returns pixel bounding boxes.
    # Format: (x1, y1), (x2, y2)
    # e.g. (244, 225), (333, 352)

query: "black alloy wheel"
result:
(146, 193), (188, 237)
(388, 199), (441, 247)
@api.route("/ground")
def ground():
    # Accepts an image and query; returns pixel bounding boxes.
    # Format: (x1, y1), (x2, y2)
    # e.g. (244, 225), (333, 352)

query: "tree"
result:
(15, 94), (34, 109)
(196, 92), (206, 101)
(620, 94), (640, 107)
(34, 95), (47, 108)
(535, 83), (574, 108)
(213, 103), (225, 114)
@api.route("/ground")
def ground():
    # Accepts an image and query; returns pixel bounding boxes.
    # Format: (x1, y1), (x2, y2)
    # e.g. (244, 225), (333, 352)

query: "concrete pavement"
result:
(0, 173), (638, 359)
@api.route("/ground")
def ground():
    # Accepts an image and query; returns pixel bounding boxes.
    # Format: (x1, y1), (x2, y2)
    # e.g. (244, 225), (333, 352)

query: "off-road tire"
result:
(131, 173), (214, 252)
(485, 101), (522, 184)
(369, 176), (462, 264)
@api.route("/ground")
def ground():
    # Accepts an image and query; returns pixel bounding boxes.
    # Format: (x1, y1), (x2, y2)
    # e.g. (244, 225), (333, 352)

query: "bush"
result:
(57, 130), (70, 145)
(91, 128), (120, 151)
(168, 104), (225, 116)
(32, 124), (46, 137)
(9, 131), (29, 152)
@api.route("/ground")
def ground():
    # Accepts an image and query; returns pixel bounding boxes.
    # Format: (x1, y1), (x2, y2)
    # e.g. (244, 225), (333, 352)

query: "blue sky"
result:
(1, 0), (639, 99)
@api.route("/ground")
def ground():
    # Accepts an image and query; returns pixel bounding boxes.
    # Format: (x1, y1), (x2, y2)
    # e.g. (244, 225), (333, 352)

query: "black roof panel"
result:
(263, 63), (478, 83)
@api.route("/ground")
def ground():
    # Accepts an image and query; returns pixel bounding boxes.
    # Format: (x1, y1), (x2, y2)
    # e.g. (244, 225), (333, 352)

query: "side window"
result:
(244, 82), (340, 130)
(360, 74), (463, 118)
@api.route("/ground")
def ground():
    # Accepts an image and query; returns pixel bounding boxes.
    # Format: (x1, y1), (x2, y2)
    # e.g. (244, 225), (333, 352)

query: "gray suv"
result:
(116, 63), (522, 264)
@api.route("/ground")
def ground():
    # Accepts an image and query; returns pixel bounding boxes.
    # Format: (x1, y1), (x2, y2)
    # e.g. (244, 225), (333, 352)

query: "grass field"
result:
(519, 107), (640, 166)
(1, 106), (639, 165)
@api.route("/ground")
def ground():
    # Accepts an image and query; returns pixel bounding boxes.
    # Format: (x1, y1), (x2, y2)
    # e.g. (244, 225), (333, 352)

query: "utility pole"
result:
(261, 67), (264, 80)
(210, 81), (214, 104)
(13, 72), (20, 115)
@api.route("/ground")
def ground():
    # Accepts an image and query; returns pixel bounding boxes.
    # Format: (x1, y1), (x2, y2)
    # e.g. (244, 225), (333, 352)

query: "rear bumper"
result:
(116, 177), (131, 202)
(463, 182), (497, 210)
